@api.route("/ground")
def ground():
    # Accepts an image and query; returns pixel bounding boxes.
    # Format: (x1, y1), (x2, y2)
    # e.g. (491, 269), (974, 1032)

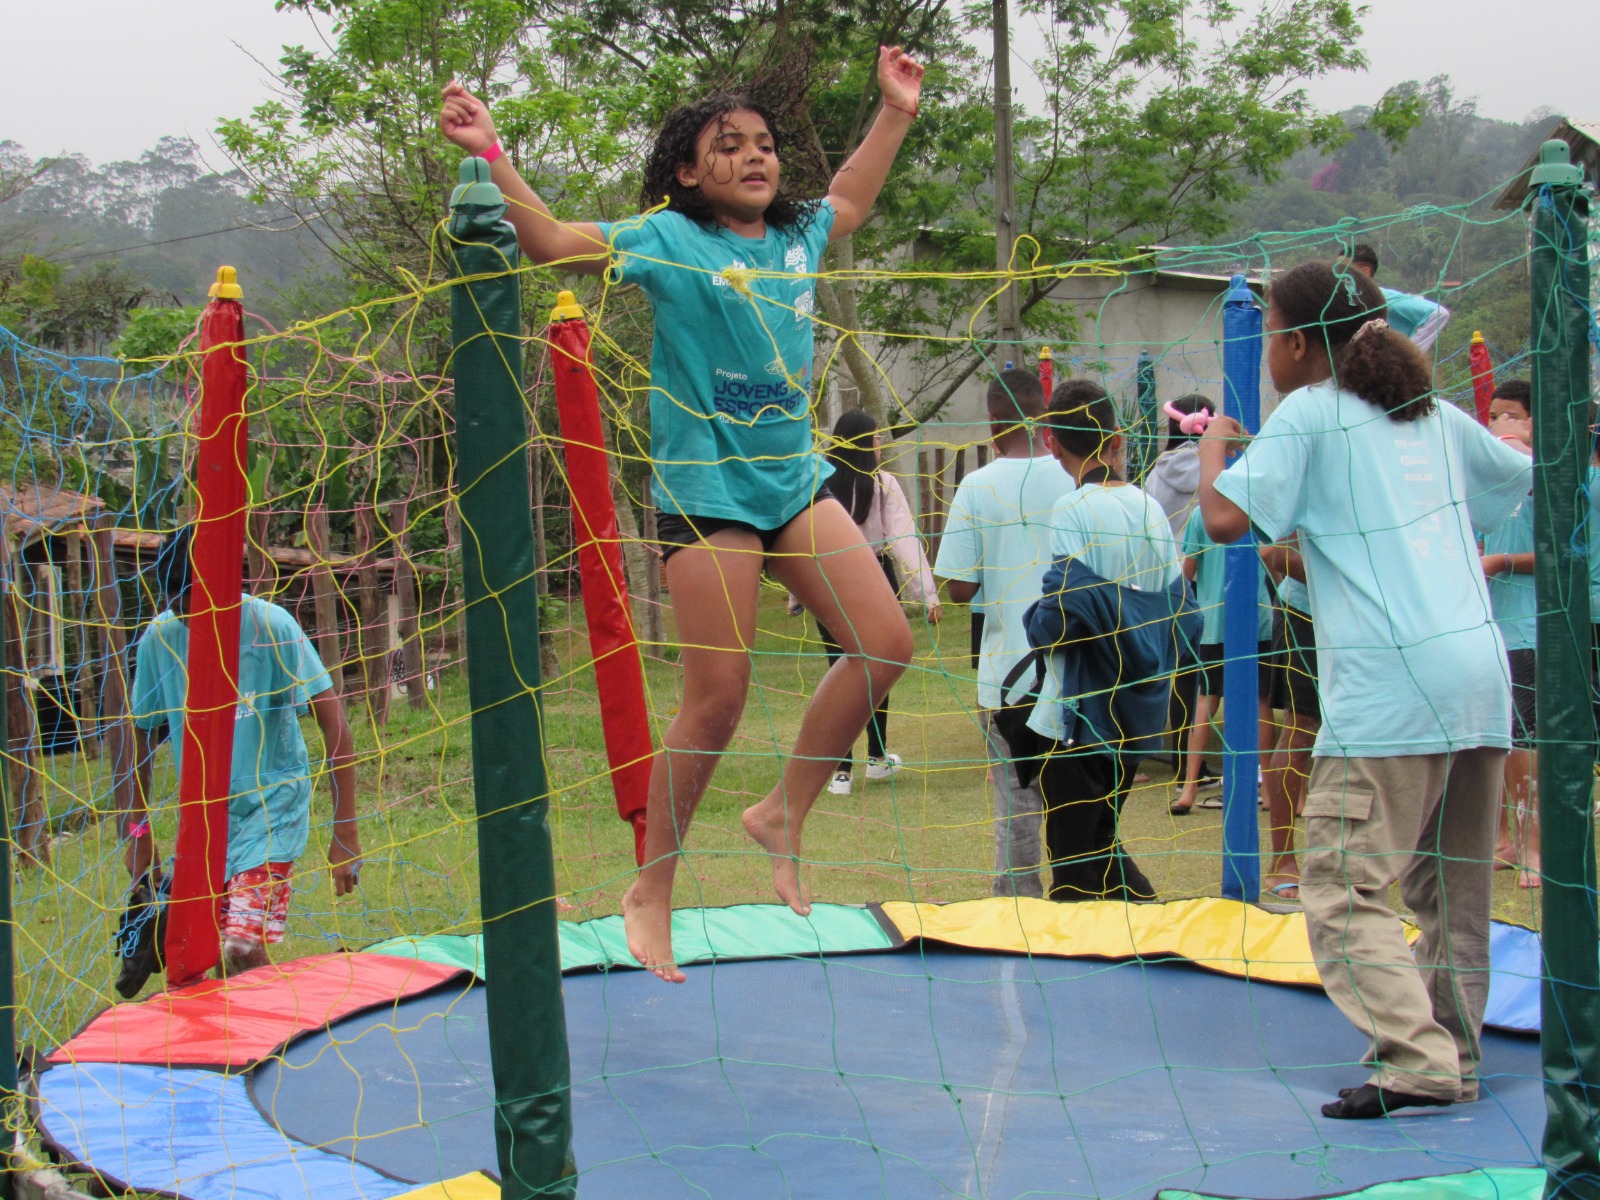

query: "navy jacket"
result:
(1022, 557), (1200, 760)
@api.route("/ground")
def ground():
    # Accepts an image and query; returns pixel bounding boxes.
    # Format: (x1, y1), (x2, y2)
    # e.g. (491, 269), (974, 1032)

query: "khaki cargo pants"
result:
(1299, 748), (1504, 1101)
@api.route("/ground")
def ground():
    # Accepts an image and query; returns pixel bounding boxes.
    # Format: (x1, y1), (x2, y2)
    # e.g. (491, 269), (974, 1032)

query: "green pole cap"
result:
(450, 157), (504, 209)
(1528, 139), (1582, 190)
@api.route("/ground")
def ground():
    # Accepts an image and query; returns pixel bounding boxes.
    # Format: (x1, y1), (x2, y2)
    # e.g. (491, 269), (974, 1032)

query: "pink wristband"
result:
(481, 141), (503, 164)
(127, 819), (150, 840)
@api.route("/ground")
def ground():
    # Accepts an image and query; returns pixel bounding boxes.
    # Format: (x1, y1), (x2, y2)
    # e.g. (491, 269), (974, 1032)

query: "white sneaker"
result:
(828, 771), (853, 795)
(864, 754), (903, 780)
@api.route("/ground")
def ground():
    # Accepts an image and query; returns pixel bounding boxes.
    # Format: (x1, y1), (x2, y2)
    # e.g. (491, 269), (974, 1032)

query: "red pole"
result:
(1038, 345), (1053, 398)
(1469, 331), (1496, 426)
(164, 267), (249, 986)
(547, 292), (650, 864)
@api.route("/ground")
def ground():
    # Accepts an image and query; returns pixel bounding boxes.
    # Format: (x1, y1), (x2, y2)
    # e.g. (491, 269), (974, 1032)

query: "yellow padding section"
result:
(879, 897), (1329, 986)
(391, 1173), (500, 1200)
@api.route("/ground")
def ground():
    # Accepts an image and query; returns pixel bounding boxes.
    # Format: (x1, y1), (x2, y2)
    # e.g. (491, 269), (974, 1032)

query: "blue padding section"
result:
(1486, 923), (1542, 1032)
(250, 949), (1542, 1200)
(36, 1061), (412, 1200)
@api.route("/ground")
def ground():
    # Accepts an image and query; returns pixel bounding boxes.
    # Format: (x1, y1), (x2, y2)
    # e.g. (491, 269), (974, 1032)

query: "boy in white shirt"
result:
(936, 369), (1074, 897)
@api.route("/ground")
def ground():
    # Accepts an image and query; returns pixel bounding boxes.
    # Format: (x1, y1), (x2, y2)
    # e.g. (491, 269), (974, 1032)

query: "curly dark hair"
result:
(1269, 261), (1435, 422)
(639, 94), (824, 234)
(1045, 378), (1120, 466)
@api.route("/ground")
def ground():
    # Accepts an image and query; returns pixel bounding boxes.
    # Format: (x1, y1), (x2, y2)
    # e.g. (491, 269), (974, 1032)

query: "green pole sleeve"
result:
(448, 158), (577, 1198)
(0, 581), (16, 1198)
(1528, 140), (1600, 1199)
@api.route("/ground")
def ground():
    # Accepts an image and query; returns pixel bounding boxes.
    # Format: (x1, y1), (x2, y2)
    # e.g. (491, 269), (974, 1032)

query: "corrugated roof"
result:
(1493, 118), (1600, 211)
(0, 484), (103, 544)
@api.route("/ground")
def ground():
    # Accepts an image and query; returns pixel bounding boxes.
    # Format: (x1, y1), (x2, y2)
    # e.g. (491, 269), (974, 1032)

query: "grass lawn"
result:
(12, 584), (1556, 1054)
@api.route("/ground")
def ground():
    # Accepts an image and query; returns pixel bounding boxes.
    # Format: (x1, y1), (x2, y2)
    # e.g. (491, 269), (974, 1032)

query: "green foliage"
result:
(1217, 74), (1554, 371)
(111, 305), (203, 377)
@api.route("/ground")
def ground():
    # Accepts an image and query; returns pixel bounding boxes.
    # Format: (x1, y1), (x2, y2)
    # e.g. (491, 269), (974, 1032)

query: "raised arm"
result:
(826, 47), (925, 241)
(439, 82), (610, 274)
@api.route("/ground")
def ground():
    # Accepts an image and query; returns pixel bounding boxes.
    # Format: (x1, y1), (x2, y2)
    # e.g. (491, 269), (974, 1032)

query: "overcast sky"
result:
(3, 0), (1595, 166)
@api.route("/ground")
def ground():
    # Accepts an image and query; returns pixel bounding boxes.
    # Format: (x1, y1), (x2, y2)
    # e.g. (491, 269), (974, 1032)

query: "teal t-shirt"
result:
(1483, 493), (1535, 651)
(597, 203), (838, 527)
(1214, 382), (1531, 757)
(1381, 287), (1443, 341)
(1181, 508), (1274, 645)
(1027, 483), (1180, 740)
(1277, 572), (1310, 616)
(131, 595), (335, 878)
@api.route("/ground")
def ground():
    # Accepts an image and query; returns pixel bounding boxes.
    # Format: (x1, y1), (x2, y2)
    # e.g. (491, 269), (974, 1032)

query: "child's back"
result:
(1221, 382), (1525, 755)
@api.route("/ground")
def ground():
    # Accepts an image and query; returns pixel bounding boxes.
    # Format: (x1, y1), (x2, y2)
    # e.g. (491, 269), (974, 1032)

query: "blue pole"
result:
(1219, 274), (1263, 901)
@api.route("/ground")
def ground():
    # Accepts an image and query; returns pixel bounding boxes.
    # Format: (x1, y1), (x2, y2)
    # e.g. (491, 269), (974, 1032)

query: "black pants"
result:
(816, 618), (890, 772)
(1039, 747), (1154, 902)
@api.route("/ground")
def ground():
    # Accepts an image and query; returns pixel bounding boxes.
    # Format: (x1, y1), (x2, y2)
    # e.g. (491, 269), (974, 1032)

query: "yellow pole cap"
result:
(1038, 345), (1052, 361)
(209, 266), (243, 300)
(1471, 330), (1485, 344)
(549, 290), (584, 322)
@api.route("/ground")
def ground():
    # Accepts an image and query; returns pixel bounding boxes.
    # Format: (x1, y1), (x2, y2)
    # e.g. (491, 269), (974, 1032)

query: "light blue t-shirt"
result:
(597, 203), (838, 527)
(1214, 382), (1531, 757)
(1483, 493), (1536, 651)
(1381, 287), (1443, 342)
(1277, 572), (1310, 615)
(1181, 508), (1274, 645)
(1027, 483), (1181, 740)
(935, 454), (1075, 709)
(131, 595), (335, 878)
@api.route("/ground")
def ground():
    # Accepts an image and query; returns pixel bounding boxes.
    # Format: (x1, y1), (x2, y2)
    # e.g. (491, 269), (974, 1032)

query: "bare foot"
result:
(1494, 841), (1517, 870)
(1264, 874), (1301, 901)
(1518, 866), (1542, 890)
(742, 803), (812, 915)
(621, 883), (686, 983)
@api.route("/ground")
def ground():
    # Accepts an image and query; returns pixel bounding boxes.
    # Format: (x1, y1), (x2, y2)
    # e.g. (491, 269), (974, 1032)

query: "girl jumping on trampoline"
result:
(1198, 261), (1531, 1119)
(440, 48), (925, 982)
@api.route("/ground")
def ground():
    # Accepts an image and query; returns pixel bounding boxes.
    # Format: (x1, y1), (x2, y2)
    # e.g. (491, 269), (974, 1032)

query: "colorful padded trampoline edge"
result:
(359, 898), (1543, 1033)
(1157, 1165), (1546, 1200)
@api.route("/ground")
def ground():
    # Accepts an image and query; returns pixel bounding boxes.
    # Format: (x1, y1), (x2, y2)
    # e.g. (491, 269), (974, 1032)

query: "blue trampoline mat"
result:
(245, 947), (1542, 1199)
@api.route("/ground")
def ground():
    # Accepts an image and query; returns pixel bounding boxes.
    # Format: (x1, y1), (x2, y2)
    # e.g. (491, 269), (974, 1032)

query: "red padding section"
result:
(166, 293), (249, 987)
(48, 953), (463, 1069)
(549, 315), (652, 864)
(1470, 337), (1496, 426)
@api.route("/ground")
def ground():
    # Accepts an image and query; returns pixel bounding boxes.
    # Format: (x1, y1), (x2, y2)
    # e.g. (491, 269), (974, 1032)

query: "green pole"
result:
(0, 578), (16, 1197)
(1528, 138), (1600, 1200)
(447, 157), (577, 1198)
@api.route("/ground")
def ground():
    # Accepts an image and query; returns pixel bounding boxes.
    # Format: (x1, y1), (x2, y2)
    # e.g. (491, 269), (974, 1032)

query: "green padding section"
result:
(558, 903), (893, 972)
(366, 904), (892, 979)
(368, 935), (486, 977)
(1159, 1167), (1544, 1200)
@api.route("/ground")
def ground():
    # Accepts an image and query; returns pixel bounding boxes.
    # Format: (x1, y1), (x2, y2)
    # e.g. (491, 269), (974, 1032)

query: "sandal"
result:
(1266, 879), (1300, 901)
(1169, 797), (1194, 816)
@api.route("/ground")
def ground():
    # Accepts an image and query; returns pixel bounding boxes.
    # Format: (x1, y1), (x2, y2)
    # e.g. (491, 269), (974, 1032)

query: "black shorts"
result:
(1269, 606), (1320, 721)
(1508, 647), (1536, 748)
(1197, 639), (1275, 699)
(657, 484), (834, 563)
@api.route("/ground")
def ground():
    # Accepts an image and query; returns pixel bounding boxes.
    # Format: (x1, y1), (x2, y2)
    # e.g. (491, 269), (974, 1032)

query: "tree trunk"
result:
(387, 500), (426, 710)
(91, 517), (134, 831)
(305, 506), (343, 695)
(2, 552), (45, 868)
(353, 505), (388, 728)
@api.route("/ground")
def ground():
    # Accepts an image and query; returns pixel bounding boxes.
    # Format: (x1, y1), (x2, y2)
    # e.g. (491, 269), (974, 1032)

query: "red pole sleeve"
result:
(1469, 332), (1496, 426)
(1038, 348), (1053, 399)
(548, 313), (651, 864)
(164, 269), (249, 986)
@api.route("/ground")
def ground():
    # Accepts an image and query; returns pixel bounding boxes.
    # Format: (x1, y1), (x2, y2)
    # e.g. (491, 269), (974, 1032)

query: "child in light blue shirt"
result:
(1200, 260), (1530, 1120)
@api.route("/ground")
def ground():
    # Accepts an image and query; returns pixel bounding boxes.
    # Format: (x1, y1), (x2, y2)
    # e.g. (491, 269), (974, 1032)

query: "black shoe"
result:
(1321, 1083), (1452, 1119)
(114, 872), (169, 1000)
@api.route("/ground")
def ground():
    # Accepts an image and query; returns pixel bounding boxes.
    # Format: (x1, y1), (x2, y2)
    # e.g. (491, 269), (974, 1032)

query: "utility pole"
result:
(993, 0), (1022, 362)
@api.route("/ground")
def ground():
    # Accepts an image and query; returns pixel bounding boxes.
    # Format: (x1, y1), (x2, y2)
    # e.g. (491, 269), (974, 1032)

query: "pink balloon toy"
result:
(1163, 401), (1213, 436)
